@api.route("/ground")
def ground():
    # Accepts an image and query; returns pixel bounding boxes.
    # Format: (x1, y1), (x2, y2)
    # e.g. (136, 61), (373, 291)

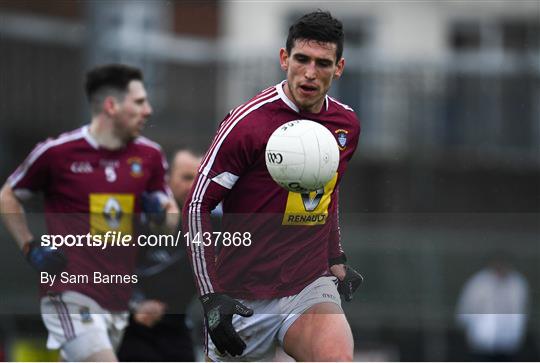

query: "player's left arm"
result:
(328, 190), (364, 302)
(143, 148), (179, 232)
(162, 193), (179, 232)
(329, 114), (363, 301)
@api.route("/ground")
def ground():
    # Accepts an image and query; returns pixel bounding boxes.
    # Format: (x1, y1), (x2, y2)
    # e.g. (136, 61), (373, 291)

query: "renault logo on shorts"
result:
(266, 152), (283, 164)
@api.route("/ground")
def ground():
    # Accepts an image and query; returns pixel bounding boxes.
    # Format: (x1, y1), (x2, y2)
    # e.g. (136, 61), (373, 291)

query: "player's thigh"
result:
(283, 302), (353, 362)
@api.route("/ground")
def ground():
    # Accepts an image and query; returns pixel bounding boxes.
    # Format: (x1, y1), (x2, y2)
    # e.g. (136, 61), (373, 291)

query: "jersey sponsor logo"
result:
(70, 162), (93, 174)
(127, 157), (144, 178)
(335, 129), (348, 150)
(301, 188), (324, 211)
(282, 173), (338, 225)
(103, 197), (123, 228)
(89, 193), (134, 235)
(266, 152), (283, 164)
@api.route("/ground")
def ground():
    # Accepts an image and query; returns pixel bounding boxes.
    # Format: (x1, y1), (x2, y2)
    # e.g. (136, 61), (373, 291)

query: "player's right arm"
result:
(183, 111), (258, 356)
(1, 141), (67, 273)
(2, 139), (51, 251)
(183, 172), (254, 357)
(0, 183), (34, 249)
(182, 175), (226, 294)
(183, 109), (260, 294)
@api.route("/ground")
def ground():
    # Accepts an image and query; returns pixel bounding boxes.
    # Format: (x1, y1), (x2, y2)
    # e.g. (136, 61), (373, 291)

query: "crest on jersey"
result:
(79, 307), (93, 323)
(335, 129), (348, 150)
(128, 157), (144, 178)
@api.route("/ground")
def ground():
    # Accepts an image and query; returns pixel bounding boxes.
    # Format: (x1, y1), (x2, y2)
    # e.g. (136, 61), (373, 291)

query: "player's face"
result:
(169, 152), (200, 207)
(280, 39), (344, 113)
(113, 80), (153, 141)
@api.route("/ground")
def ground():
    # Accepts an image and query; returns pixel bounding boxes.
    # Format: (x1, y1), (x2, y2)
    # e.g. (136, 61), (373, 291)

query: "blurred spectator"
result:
(456, 254), (529, 361)
(169, 150), (201, 208)
(118, 149), (201, 361)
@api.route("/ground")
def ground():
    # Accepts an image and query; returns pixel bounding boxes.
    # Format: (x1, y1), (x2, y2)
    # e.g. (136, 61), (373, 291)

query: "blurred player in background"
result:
(0, 64), (178, 361)
(118, 149), (201, 361)
(183, 10), (363, 361)
(456, 253), (529, 361)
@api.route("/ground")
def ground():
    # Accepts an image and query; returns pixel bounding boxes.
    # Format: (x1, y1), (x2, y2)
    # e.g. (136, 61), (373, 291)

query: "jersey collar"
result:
(276, 81), (329, 114)
(82, 125), (99, 150)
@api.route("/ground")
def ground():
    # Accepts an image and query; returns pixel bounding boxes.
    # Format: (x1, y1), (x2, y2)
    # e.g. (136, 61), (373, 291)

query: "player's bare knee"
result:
(314, 348), (353, 362)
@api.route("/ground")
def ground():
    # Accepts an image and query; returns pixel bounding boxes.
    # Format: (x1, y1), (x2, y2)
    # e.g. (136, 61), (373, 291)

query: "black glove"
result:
(141, 192), (166, 225)
(24, 240), (67, 274)
(200, 293), (254, 356)
(336, 265), (363, 302)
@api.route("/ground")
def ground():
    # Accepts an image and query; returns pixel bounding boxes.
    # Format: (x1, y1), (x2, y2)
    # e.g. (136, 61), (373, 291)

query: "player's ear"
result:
(102, 95), (118, 116)
(334, 58), (345, 79)
(279, 48), (289, 72)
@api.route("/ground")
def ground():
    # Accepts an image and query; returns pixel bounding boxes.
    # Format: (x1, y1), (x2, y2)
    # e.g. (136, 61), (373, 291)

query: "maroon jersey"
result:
(8, 126), (170, 310)
(183, 82), (360, 299)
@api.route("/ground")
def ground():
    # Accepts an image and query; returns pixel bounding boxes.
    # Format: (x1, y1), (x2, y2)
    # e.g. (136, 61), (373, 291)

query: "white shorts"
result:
(40, 291), (128, 361)
(207, 276), (342, 362)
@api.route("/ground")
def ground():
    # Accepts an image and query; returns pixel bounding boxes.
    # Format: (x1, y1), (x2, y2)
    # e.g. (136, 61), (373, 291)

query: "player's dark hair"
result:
(286, 10), (344, 62)
(85, 64), (143, 104)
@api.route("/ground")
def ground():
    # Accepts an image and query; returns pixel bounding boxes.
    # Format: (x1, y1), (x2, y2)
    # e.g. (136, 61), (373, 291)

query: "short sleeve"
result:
(199, 114), (261, 189)
(8, 140), (52, 195)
